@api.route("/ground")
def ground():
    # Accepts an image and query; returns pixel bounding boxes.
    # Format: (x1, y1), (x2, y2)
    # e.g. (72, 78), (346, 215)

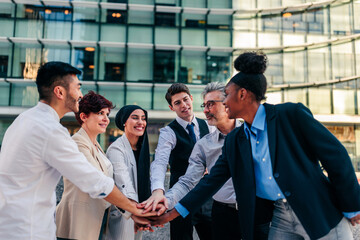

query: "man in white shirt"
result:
(164, 82), (242, 239)
(143, 83), (212, 240)
(0, 62), (152, 240)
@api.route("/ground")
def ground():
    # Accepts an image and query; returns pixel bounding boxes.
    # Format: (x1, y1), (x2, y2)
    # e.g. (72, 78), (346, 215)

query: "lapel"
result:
(237, 126), (255, 174)
(121, 133), (138, 189)
(78, 128), (109, 175)
(264, 103), (277, 171)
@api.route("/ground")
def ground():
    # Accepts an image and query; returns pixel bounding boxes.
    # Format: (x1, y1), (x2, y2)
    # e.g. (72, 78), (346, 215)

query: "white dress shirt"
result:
(150, 116), (204, 192)
(0, 102), (114, 240)
(165, 121), (242, 210)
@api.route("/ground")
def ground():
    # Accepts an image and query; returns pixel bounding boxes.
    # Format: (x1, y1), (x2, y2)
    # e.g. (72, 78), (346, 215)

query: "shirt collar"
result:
(37, 101), (60, 122)
(215, 120), (242, 141)
(176, 115), (198, 130)
(244, 104), (266, 137)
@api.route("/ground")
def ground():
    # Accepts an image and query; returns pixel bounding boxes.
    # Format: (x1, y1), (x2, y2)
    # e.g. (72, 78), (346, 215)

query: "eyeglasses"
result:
(200, 100), (223, 109)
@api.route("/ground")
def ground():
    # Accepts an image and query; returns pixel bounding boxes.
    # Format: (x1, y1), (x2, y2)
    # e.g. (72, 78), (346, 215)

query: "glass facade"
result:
(0, 0), (360, 173)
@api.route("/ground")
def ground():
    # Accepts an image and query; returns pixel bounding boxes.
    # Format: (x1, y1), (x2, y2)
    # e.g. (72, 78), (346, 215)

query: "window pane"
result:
(126, 84), (152, 109)
(154, 50), (178, 83)
(284, 89), (307, 105)
(0, 19), (14, 37)
(155, 27), (179, 45)
(182, 13), (205, 28)
(128, 26), (153, 43)
(11, 81), (38, 107)
(182, 0), (205, 7)
(207, 0), (231, 8)
(332, 42), (354, 79)
(206, 53), (230, 83)
(12, 43), (42, 79)
(208, 15), (231, 29)
(44, 21), (71, 40)
(101, 25), (126, 42)
(180, 51), (206, 84)
(308, 88), (331, 114)
(99, 47), (126, 81)
(333, 89), (355, 115)
(73, 7), (99, 22)
(207, 30), (230, 47)
(72, 23), (98, 41)
(43, 45), (71, 64)
(266, 53), (283, 85)
(258, 32), (280, 47)
(72, 47), (96, 80)
(265, 92), (282, 104)
(233, 32), (256, 48)
(283, 51), (305, 84)
(15, 19), (43, 38)
(0, 81), (10, 106)
(182, 29), (205, 46)
(308, 47), (330, 82)
(98, 84), (125, 108)
(330, 4), (351, 36)
(127, 48), (153, 81)
(0, 42), (12, 78)
(153, 84), (170, 110)
(128, 10), (153, 25)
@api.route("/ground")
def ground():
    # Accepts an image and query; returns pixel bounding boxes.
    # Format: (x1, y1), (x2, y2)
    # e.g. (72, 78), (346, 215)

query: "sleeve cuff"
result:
(174, 203), (189, 218)
(151, 183), (165, 193)
(343, 211), (360, 219)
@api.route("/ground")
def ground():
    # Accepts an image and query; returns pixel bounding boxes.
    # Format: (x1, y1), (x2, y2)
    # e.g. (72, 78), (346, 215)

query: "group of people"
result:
(0, 51), (359, 240)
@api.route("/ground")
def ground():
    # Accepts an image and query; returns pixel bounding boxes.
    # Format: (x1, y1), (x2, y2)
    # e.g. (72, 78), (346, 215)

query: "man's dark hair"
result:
(36, 61), (81, 102)
(165, 83), (191, 106)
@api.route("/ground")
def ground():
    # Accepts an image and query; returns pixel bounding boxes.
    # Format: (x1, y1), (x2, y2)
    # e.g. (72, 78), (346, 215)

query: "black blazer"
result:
(179, 102), (360, 240)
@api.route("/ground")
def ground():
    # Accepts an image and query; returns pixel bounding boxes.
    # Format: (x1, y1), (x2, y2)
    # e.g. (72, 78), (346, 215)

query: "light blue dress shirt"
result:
(176, 104), (359, 219)
(243, 104), (285, 201)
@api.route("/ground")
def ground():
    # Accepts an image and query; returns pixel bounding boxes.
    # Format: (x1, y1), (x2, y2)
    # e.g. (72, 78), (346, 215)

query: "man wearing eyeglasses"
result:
(141, 83), (213, 240)
(161, 82), (243, 239)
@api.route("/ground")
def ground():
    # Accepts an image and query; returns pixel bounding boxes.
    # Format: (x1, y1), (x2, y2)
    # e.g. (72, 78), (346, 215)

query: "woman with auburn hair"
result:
(106, 105), (151, 240)
(56, 91), (115, 240)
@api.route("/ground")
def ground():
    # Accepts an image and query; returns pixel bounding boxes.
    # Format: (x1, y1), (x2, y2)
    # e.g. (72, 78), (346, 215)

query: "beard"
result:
(65, 94), (79, 113)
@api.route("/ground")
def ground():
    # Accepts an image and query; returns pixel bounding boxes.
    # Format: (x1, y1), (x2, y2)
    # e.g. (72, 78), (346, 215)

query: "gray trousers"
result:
(268, 199), (353, 240)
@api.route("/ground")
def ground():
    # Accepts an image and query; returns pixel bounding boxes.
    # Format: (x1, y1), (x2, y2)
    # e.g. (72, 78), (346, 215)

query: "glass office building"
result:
(0, 0), (359, 173)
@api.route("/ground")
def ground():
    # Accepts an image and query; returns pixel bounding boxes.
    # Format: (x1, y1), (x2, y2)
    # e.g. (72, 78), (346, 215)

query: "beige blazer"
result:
(56, 128), (113, 240)
(105, 133), (142, 240)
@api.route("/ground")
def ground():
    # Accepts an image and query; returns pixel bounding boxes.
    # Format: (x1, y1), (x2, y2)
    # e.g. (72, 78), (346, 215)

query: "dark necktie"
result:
(186, 123), (196, 143)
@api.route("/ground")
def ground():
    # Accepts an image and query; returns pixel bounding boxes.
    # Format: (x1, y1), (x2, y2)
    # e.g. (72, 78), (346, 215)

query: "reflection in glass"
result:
(181, 51), (205, 84)
(206, 55), (230, 84)
(73, 47), (95, 80)
(154, 50), (176, 83)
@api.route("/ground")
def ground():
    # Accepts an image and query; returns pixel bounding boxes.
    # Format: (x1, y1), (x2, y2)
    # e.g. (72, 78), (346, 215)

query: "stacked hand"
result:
(130, 189), (180, 233)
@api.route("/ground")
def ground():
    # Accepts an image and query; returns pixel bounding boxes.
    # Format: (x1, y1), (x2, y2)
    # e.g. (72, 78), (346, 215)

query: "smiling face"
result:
(203, 91), (227, 127)
(124, 109), (147, 138)
(64, 74), (83, 113)
(81, 107), (110, 138)
(223, 82), (243, 119)
(169, 92), (194, 122)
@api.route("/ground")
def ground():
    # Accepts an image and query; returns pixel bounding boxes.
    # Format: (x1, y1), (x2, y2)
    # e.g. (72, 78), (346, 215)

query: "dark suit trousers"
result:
(211, 200), (242, 240)
(170, 200), (212, 240)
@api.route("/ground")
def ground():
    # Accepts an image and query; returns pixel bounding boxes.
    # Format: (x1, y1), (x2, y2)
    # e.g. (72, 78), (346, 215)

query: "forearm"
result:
(104, 186), (140, 215)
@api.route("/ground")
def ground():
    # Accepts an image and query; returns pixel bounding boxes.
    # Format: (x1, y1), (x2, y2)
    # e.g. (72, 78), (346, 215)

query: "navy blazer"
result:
(179, 102), (360, 240)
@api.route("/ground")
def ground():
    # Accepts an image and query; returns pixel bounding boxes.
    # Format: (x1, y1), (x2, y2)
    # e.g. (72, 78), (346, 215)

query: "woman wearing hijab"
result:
(106, 105), (151, 240)
(56, 91), (114, 240)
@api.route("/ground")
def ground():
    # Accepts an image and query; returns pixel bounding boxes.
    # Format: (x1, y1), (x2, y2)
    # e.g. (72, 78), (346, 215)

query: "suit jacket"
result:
(106, 133), (142, 240)
(179, 102), (360, 240)
(56, 128), (112, 240)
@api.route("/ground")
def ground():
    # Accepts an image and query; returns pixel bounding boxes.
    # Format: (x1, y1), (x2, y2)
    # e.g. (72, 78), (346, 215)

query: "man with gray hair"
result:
(163, 82), (242, 239)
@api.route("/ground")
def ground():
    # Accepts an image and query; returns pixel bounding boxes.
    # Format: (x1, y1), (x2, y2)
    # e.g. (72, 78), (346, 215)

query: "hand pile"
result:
(130, 189), (180, 233)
